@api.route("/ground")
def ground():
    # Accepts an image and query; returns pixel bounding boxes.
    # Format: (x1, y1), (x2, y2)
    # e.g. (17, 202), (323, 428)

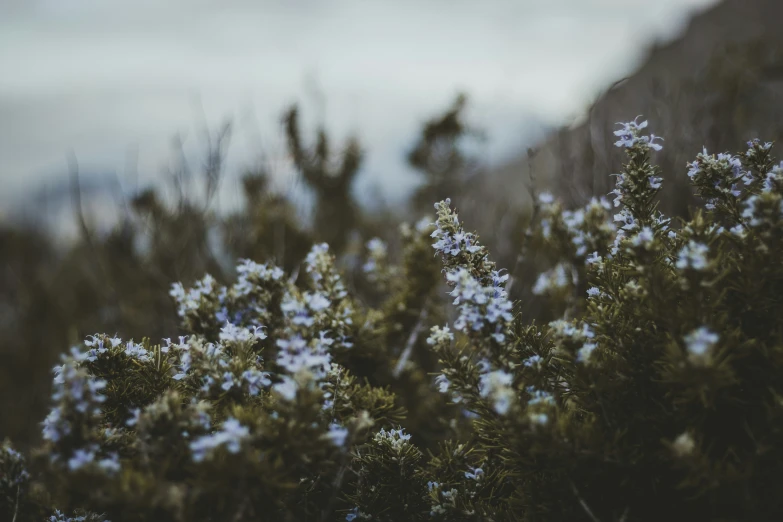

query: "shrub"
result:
(3, 118), (783, 521)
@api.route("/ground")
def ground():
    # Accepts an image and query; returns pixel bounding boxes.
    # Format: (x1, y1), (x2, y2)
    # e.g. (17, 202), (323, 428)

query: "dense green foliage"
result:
(0, 96), (493, 449)
(2, 119), (783, 521)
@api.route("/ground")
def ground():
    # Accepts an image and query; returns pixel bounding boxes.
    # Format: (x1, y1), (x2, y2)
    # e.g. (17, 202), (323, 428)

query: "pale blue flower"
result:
(219, 322), (266, 344)
(465, 467), (484, 480)
(67, 448), (95, 470)
(190, 417), (249, 462)
(676, 241), (710, 270)
(242, 369), (271, 396)
(326, 423), (349, 447)
(684, 327), (719, 357)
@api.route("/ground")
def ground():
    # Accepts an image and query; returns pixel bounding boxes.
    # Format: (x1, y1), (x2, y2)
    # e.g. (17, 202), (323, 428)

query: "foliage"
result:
(3, 118), (783, 521)
(407, 93), (483, 218)
(283, 105), (363, 253)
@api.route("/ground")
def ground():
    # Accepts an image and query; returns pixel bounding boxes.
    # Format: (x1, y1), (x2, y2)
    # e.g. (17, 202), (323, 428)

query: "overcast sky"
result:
(0, 0), (720, 213)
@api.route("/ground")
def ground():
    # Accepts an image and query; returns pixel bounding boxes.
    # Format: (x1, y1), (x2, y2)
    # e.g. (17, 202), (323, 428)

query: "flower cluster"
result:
(613, 116), (663, 151)
(41, 351), (122, 474)
(432, 200), (513, 349)
(532, 262), (576, 296)
(0, 441), (30, 487)
(362, 238), (389, 278)
(548, 319), (598, 364)
(687, 149), (748, 210)
(373, 427), (413, 452)
(538, 194), (616, 258)
(8, 119), (783, 522)
(189, 417), (249, 462)
(683, 326), (719, 365)
(477, 369), (515, 414)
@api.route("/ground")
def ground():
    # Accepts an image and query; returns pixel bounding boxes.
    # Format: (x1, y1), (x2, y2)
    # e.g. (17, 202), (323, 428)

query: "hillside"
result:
(487, 0), (783, 216)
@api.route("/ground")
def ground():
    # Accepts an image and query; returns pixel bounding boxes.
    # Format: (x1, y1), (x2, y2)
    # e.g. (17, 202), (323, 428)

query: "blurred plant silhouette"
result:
(407, 93), (482, 217)
(284, 105), (362, 253)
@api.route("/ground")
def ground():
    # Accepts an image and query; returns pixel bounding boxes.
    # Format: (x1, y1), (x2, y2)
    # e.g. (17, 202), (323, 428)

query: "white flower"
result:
(281, 293), (315, 327)
(276, 335), (331, 379)
(366, 237), (387, 256)
(219, 322), (266, 344)
(1, 445), (30, 485)
(189, 417), (249, 462)
(126, 408), (142, 427)
(684, 327), (719, 362)
(729, 224), (746, 238)
(43, 360), (107, 444)
(528, 412), (549, 425)
(523, 355), (543, 368)
(676, 241), (710, 271)
(526, 387), (555, 406)
(170, 274), (216, 318)
(613, 117), (663, 151)
(586, 251), (602, 266)
(426, 325), (454, 346)
(577, 342), (598, 363)
(83, 335), (109, 361)
(67, 448), (95, 471)
(630, 226), (655, 248)
(374, 427), (412, 451)
(220, 372), (236, 391)
(325, 423), (349, 447)
(124, 341), (151, 362)
(305, 243), (331, 284)
(672, 432), (696, 456)
(305, 292), (331, 312)
(478, 370), (515, 415)
(273, 376), (298, 401)
(532, 263), (574, 295)
(242, 369), (271, 396)
(432, 225), (482, 258)
(97, 453), (121, 474)
(614, 209), (637, 232)
(464, 467), (484, 480)
(435, 374), (451, 393)
(444, 268), (512, 342)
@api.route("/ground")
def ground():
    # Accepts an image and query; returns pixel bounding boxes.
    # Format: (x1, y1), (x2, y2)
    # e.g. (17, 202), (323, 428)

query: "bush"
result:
(3, 118), (783, 521)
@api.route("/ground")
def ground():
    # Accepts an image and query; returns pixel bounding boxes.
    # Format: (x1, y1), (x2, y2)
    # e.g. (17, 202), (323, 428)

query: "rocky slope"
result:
(487, 0), (783, 217)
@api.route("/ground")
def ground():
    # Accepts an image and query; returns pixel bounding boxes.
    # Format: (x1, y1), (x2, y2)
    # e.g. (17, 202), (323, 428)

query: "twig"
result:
(67, 151), (119, 305)
(12, 484), (20, 522)
(506, 147), (538, 295)
(318, 420), (362, 522)
(67, 151), (92, 245)
(393, 304), (429, 378)
(569, 479), (602, 522)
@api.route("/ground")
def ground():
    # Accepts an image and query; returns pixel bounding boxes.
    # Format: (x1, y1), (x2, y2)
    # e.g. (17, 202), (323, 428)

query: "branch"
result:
(569, 479), (602, 522)
(393, 304), (429, 378)
(12, 484), (19, 522)
(506, 146), (538, 295)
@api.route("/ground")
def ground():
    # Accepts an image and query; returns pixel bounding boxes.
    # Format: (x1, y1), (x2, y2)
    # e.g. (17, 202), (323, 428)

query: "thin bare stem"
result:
(393, 304), (429, 378)
(569, 479), (602, 522)
(12, 484), (20, 522)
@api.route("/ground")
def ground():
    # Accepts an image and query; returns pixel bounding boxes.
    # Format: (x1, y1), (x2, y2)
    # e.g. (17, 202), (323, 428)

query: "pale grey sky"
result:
(0, 0), (720, 213)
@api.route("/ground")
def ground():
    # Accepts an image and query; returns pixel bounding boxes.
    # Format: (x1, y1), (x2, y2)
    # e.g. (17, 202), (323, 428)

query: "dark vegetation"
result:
(2, 27), (783, 521)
